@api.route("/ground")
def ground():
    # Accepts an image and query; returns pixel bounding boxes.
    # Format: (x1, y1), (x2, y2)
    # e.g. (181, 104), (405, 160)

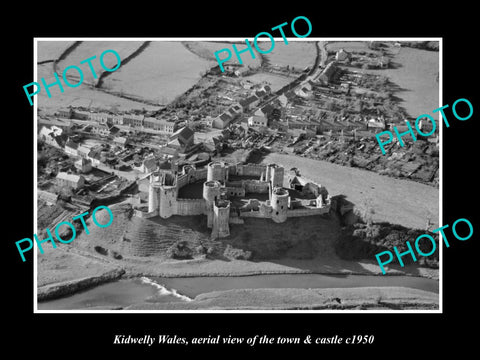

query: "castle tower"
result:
(203, 180), (222, 228)
(158, 172), (178, 219)
(266, 164), (284, 188)
(148, 175), (162, 214)
(207, 161), (228, 184)
(271, 187), (289, 223)
(212, 199), (230, 238)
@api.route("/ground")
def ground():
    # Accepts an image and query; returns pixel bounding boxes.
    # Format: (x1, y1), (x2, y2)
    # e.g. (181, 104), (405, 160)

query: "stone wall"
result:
(286, 207), (330, 217)
(177, 173), (189, 189)
(236, 163), (266, 177)
(225, 186), (245, 197)
(195, 168), (208, 180)
(133, 209), (158, 218)
(177, 168), (208, 190)
(176, 198), (206, 216)
(244, 180), (269, 194)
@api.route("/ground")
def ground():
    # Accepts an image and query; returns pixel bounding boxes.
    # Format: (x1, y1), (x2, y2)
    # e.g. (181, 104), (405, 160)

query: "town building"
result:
(212, 112), (233, 129)
(87, 148), (102, 166)
(239, 95), (260, 112)
(158, 146), (179, 159)
(123, 114), (145, 127)
(56, 172), (85, 189)
(112, 114), (124, 125)
(75, 158), (92, 173)
(367, 118), (386, 131)
(72, 110), (90, 120)
(57, 108), (73, 119)
(64, 138), (79, 156)
(227, 104), (243, 117)
(134, 156), (158, 173)
(316, 61), (337, 85)
(335, 49), (350, 61)
(143, 117), (175, 133)
(113, 136), (129, 148)
(248, 115), (268, 127)
(168, 126), (195, 151)
(278, 94), (289, 107)
(294, 83), (313, 98)
(90, 112), (109, 123)
(39, 126), (65, 148)
(38, 190), (59, 205)
(91, 123), (117, 137)
(77, 145), (90, 158)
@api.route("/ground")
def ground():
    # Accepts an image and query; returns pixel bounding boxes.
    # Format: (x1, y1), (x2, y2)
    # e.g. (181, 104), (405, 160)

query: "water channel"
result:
(38, 273), (439, 310)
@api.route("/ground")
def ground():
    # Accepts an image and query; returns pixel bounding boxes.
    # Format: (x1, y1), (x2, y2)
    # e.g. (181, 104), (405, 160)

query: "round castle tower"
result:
(158, 185), (177, 218)
(203, 180), (222, 228)
(148, 173), (162, 214)
(271, 187), (289, 223)
(212, 199), (230, 238)
(207, 161), (228, 183)
(158, 172), (178, 219)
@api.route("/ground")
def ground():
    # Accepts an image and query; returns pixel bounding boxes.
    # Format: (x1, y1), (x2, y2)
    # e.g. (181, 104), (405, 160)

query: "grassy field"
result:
(37, 245), (118, 287)
(365, 46), (440, 120)
(183, 41), (262, 68)
(326, 41), (381, 55)
(37, 63), (161, 113)
(55, 41), (144, 85)
(327, 41), (439, 120)
(263, 40), (317, 69)
(101, 42), (216, 105)
(261, 153), (439, 230)
(37, 41), (76, 62)
(241, 72), (294, 91)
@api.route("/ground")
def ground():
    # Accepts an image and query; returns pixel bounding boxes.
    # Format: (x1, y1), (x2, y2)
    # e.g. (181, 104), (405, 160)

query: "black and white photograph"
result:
(33, 38), (441, 311)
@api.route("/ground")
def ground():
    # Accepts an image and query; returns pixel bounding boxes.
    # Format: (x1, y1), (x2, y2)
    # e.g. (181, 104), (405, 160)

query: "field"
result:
(326, 41), (381, 55)
(182, 41), (262, 68)
(55, 41), (144, 85)
(102, 42), (216, 104)
(241, 72), (294, 91)
(36, 63), (161, 113)
(263, 40), (317, 69)
(365, 46), (440, 119)
(35, 40), (222, 112)
(37, 41), (76, 62)
(326, 40), (440, 120)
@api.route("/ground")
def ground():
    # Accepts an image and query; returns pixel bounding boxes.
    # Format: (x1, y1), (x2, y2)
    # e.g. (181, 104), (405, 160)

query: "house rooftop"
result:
(240, 95), (259, 107)
(144, 117), (170, 125)
(65, 139), (79, 149)
(170, 126), (194, 140)
(114, 136), (128, 145)
(56, 172), (84, 183)
(219, 112), (232, 122)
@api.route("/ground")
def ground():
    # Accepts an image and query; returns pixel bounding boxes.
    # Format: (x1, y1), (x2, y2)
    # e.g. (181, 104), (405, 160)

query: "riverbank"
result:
(37, 244), (438, 303)
(126, 286), (439, 310)
(37, 268), (125, 302)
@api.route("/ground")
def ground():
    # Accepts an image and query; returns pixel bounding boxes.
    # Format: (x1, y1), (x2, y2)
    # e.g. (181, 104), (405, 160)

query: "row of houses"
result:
(57, 108), (176, 134)
(210, 85), (272, 129)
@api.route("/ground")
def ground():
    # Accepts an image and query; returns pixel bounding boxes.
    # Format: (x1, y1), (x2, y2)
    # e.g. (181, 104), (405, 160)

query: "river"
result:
(37, 274), (438, 310)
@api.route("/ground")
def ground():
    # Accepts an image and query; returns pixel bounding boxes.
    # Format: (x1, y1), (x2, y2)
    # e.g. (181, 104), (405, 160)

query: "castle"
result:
(138, 161), (331, 239)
